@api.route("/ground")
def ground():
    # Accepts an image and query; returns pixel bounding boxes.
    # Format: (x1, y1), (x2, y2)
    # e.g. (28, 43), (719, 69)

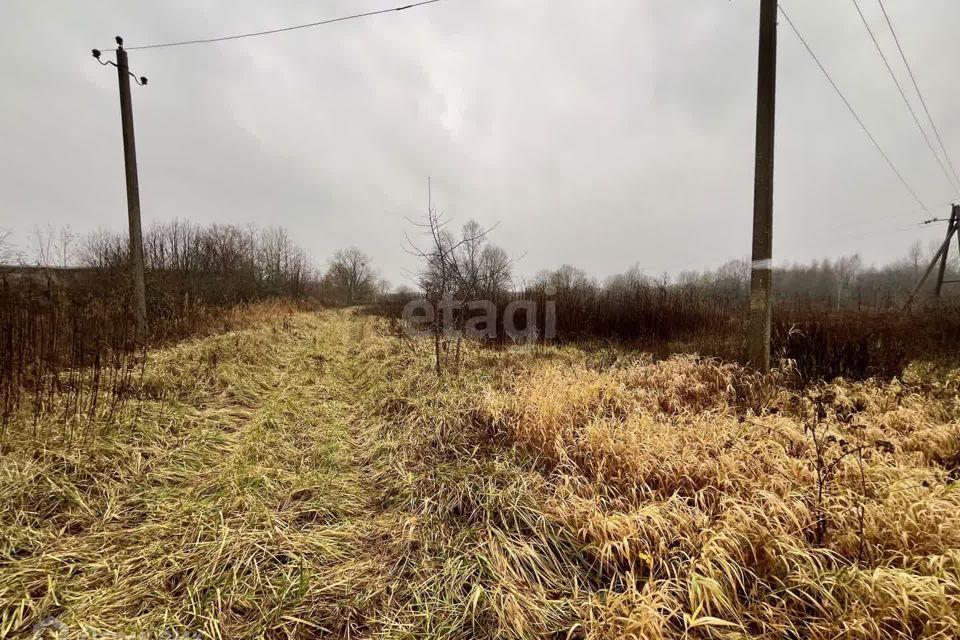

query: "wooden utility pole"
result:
(115, 37), (148, 339)
(748, 0), (778, 371)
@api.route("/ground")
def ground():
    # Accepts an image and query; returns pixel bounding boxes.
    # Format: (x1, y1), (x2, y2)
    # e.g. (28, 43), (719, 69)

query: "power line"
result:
(850, 0), (959, 194)
(777, 4), (930, 214)
(802, 207), (927, 238)
(876, 0), (960, 193)
(107, 0), (447, 51)
(781, 219), (924, 257)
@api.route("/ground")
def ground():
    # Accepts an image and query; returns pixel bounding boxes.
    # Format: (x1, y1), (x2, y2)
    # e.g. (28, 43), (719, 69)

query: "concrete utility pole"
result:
(934, 204), (959, 298)
(906, 204), (960, 308)
(748, 0), (778, 371)
(113, 37), (148, 339)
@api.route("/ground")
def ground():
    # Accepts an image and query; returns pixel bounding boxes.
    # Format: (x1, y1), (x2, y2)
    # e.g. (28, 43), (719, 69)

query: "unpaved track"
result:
(0, 309), (397, 638)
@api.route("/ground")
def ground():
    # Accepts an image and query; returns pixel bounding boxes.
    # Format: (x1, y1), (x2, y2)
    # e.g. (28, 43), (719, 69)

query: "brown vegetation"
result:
(360, 316), (960, 638)
(0, 221), (327, 435)
(1, 307), (958, 637)
(374, 281), (960, 381)
(3, 216), (959, 637)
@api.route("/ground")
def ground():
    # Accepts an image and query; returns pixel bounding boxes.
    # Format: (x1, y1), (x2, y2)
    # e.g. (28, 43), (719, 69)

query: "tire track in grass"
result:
(0, 308), (387, 638)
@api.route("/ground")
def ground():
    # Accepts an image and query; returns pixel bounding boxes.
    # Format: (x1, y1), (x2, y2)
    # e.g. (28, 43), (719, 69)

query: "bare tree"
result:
(406, 204), (508, 375)
(534, 265), (594, 296)
(407, 207), (455, 375)
(908, 241), (923, 280)
(835, 254), (863, 310)
(375, 277), (392, 296)
(77, 221), (321, 303)
(32, 225), (54, 266)
(0, 229), (15, 264)
(447, 220), (511, 300)
(80, 228), (127, 269)
(32, 225), (76, 267)
(480, 244), (512, 297)
(325, 247), (376, 305)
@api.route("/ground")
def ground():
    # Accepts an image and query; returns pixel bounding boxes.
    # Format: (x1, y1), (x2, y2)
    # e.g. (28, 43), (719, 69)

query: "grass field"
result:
(2, 305), (959, 638)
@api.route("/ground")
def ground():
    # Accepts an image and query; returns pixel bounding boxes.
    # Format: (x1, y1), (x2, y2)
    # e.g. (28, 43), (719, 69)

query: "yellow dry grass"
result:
(354, 328), (960, 639)
(2, 304), (958, 638)
(1, 303), (382, 638)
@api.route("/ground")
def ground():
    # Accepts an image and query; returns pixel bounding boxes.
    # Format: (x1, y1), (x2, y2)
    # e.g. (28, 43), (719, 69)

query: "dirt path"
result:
(1, 309), (392, 638)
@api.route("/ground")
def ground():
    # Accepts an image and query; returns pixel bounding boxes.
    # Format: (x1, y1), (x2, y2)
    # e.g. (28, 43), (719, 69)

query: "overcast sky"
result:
(2, 0), (958, 285)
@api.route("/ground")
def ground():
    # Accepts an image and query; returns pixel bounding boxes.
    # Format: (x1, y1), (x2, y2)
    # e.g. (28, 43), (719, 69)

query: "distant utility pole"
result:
(748, 0), (778, 371)
(93, 37), (148, 339)
(906, 203), (960, 308)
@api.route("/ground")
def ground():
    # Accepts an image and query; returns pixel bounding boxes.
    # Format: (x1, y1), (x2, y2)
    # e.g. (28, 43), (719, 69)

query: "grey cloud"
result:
(2, 0), (958, 283)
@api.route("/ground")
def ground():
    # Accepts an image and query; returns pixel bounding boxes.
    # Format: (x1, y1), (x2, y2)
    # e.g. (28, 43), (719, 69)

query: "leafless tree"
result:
(407, 203), (509, 374)
(535, 264), (593, 294)
(77, 221), (320, 303)
(406, 207), (453, 375)
(908, 241), (924, 280)
(325, 247), (376, 305)
(835, 254), (863, 310)
(480, 244), (512, 296)
(32, 225), (76, 267)
(0, 229), (15, 264)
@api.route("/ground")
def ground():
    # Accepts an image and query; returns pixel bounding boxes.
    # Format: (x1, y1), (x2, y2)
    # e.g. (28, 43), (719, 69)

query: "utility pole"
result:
(94, 37), (148, 339)
(748, 0), (778, 371)
(934, 204), (959, 298)
(906, 204), (959, 308)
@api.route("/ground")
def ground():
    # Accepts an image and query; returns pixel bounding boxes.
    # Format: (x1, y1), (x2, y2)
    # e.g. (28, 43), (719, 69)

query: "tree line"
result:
(370, 213), (960, 380)
(1, 221), (386, 308)
(4, 219), (958, 315)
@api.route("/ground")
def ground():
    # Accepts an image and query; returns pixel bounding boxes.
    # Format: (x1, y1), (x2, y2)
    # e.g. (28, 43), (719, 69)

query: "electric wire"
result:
(876, 0), (960, 192)
(850, 0), (959, 194)
(104, 0), (446, 51)
(778, 3), (930, 214)
(93, 1), (951, 264)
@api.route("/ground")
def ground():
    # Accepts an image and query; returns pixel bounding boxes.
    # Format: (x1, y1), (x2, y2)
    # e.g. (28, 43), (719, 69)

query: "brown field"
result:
(1, 305), (959, 638)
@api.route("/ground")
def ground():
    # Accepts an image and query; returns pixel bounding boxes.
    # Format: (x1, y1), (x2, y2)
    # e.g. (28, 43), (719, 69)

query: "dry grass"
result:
(1, 303), (381, 638)
(2, 306), (959, 638)
(354, 329), (960, 638)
